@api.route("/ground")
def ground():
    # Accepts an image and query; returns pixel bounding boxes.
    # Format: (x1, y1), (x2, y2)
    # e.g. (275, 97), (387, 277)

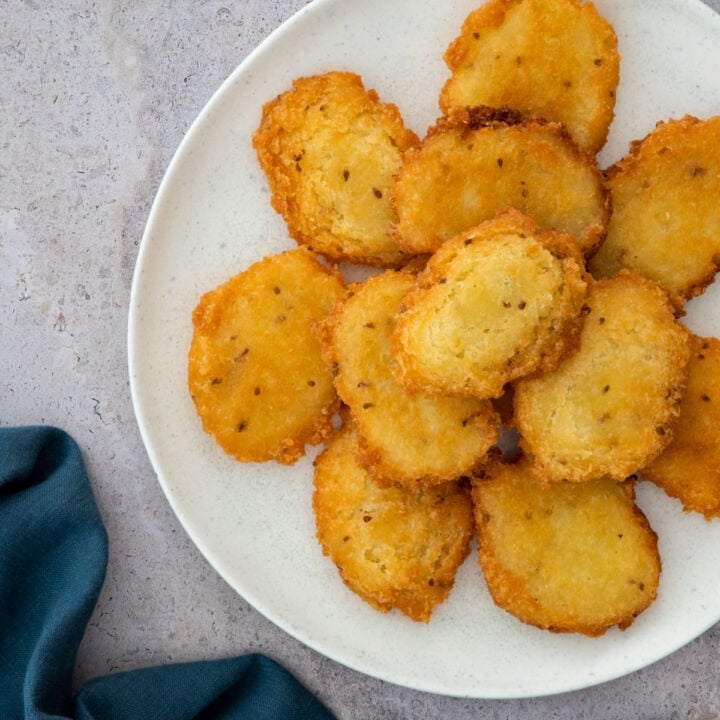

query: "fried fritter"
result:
(320, 269), (498, 488)
(187, 248), (345, 464)
(471, 454), (661, 637)
(253, 71), (419, 267)
(390, 107), (609, 256)
(514, 271), (690, 484)
(393, 209), (589, 399)
(589, 115), (720, 306)
(313, 419), (475, 622)
(440, 0), (619, 154)
(642, 335), (720, 520)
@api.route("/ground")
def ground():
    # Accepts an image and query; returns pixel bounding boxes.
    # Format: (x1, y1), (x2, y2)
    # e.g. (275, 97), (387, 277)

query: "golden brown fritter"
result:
(440, 0), (619, 154)
(390, 107), (609, 256)
(253, 71), (419, 267)
(320, 269), (498, 489)
(313, 419), (475, 622)
(642, 335), (720, 520)
(589, 115), (720, 307)
(393, 209), (589, 399)
(471, 454), (661, 637)
(514, 271), (690, 484)
(187, 248), (345, 464)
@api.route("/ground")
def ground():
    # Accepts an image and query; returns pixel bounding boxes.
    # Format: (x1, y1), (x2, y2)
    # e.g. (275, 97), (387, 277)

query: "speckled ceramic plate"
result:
(129, 0), (720, 699)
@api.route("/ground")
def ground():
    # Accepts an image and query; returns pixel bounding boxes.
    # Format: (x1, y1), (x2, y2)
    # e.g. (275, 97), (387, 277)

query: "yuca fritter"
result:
(440, 0), (619, 154)
(253, 71), (419, 267)
(320, 269), (498, 489)
(390, 107), (609, 256)
(188, 248), (345, 464)
(313, 420), (475, 622)
(514, 271), (690, 485)
(393, 209), (589, 399)
(589, 115), (720, 306)
(642, 335), (720, 520)
(471, 455), (661, 637)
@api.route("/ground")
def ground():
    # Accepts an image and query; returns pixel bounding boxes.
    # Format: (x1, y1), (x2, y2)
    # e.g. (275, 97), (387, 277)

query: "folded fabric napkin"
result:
(0, 426), (336, 720)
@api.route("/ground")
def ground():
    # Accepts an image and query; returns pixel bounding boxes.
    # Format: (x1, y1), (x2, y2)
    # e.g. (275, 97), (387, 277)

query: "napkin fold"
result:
(0, 426), (335, 720)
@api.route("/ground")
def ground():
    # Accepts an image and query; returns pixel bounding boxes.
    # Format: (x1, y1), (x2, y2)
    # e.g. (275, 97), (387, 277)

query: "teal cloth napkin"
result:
(0, 426), (335, 720)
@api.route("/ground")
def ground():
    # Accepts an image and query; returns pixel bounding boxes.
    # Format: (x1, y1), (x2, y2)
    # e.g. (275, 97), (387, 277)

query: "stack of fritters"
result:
(187, 0), (720, 633)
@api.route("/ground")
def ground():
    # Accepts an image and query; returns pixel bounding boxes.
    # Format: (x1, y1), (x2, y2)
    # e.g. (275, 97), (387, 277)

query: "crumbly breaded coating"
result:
(589, 115), (720, 306)
(471, 455), (661, 637)
(188, 248), (345, 464)
(393, 209), (589, 399)
(440, 0), (619, 154)
(514, 271), (690, 484)
(320, 269), (498, 488)
(642, 335), (720, 520)
(252, 71), (419, 267)
(313, 420), (475, 622)
(390, 107), (609, 256)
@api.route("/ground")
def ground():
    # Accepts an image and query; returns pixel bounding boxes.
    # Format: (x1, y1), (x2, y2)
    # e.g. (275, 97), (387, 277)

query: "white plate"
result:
(129, 0), (720, 699)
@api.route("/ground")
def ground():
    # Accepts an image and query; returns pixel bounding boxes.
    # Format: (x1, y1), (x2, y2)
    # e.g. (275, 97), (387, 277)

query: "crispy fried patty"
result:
(390, 107), (609, 256)
(320, 268), (498, 488)
(313, 419), (475, 622)
(514, 271), (690, 484)
(393, 209), (589, 399)
(188, 248), (345, 463)
(440, 0), (619, 154)
(253, 71), (419, 266)
(472, 454), (661, 636)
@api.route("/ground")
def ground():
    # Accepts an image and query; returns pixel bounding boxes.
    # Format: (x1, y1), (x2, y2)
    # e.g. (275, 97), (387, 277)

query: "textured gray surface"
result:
(2, 1), (720, 718)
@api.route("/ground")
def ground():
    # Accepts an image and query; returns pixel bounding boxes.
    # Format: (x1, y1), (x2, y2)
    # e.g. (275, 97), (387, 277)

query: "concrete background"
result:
(2, 1), (720, 717)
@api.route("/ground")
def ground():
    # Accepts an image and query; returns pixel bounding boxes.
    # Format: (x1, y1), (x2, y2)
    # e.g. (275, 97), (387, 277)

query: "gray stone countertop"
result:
(2, 1), (720, 718)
